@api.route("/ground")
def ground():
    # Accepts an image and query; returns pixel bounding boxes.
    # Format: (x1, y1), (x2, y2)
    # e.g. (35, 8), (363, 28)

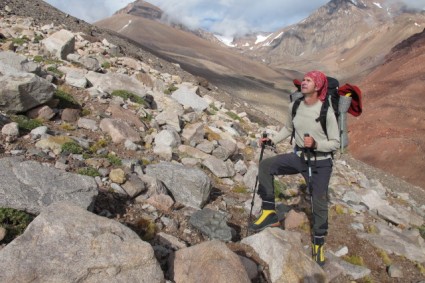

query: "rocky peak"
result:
(114, 0), (163, 20)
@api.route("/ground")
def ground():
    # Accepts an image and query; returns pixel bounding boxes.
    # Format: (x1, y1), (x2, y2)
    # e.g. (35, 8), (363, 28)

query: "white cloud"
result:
(43, 0), (134, 23)
(43, 0), (425, 36)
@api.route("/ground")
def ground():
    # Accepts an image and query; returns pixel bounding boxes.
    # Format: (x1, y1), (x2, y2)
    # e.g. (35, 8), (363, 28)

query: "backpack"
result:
(290, 76), (340, 146)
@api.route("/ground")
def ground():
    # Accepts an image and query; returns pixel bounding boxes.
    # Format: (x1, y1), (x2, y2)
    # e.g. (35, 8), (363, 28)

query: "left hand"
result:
(304, 135), (316, 149)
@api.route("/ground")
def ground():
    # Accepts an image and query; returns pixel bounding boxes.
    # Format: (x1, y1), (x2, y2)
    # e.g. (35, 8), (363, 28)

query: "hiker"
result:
(249, 70), (340, 266)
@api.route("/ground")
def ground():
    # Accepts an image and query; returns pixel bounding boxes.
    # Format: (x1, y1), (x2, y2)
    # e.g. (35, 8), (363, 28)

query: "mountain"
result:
(235, 0), (425, 81)
(95, 1), (301, 123)
(348, 28), (425, 188)
(1, 2), (425, 282)
(114, 0), (162, 20)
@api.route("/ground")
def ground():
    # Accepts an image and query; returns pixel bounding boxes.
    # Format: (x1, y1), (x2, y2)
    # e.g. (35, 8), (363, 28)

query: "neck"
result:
(303, 93), (319, 105)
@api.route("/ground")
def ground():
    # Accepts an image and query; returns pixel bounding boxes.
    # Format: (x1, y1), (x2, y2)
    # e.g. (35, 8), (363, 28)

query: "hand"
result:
(304, 136), (316, 149)
(258, 137), (273, 147)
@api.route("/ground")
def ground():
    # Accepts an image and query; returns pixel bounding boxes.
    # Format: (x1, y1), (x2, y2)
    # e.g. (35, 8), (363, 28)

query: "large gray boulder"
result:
(0, 51), (41, 74)
(0, 202), (165, 283)
(146, 162), (211, 208)
(41, 29), (75, 59)
(242, 228), (328, 283)
(0, 157), (98, 214)
(171, 83), (208, 112)
(0, 62), (55, 114)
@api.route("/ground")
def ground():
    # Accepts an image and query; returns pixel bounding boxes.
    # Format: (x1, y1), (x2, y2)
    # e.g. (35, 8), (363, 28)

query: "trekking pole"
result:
(247, 132), (267, 236)
(304, 133), (316, 259)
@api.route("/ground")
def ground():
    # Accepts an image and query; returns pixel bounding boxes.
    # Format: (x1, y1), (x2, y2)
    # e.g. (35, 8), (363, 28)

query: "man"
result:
(249, 71), (340, 266)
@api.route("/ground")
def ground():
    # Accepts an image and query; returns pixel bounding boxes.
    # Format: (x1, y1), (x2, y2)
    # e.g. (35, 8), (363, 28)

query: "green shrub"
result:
(233, 185), (248, 194)
(54, 89), (80, 109)
(416, 262), (425, 275)
(225, 111), (242, 121)
(111, 90), (146, 106)
(33, 55), (44, 63)
(10, 115), (43, 131)
(343, 255), (365, 266)
(89, 139), (109, 153)
(33, 34), (44, 43)
(61, 142), (83, 154)
(163, 84), (178, 95)
(47, 66), (64, 77)
(377, 249), (392, 266)
(12, 37), (29, 46)
(106, 154), (122, 166)
(77, 167), (100, 177)
(0, 208), (34, 243)
(419, 225), (425, 240)
(81, 108), (91, 116)
(101, 61), (111, 69)
(274, 179), (287, 199)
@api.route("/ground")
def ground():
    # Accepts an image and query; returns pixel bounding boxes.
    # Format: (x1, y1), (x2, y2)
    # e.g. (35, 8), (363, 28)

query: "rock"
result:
(181, 122), (205, 146)
(171, 83), (208, 112)
(243, 164), (258, 191)
(146, 194), (175, 212)
(0, 62), (55, 114)
(388, 264), (403, 278)
(284, 210), (308, 230)
(0, 226), (6, 242)
(99, 118), (141, 144)
(77, 118), (98, 131)
(242, 228), (328, 283)
(178, 144), (210, 159)
(189, 208), (233, 241)
(146, 162), (211, 208)
(325, 252), (371, 280)
(0, 51), (41, 74)
(27, 105), (56, 120)
(109, 168), (126, 184)
(156, 232), (187, 250)
(202, 157), (235, 178)
(170, 240), (250, 283)
(0, 157), (98, 214)
(155, 110), (181, 132)
(1, 122), (19, 137)
(41, 29), (75, 59)
(35, 135), (74, 155)
(0, 202), (164, 282)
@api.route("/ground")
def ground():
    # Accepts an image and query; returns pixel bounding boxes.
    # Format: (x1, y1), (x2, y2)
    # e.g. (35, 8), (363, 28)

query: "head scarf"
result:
(304, 71), (328, 102)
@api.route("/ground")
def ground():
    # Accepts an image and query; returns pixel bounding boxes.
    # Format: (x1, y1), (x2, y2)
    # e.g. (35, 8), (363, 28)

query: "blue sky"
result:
(44, 0), (425, 37)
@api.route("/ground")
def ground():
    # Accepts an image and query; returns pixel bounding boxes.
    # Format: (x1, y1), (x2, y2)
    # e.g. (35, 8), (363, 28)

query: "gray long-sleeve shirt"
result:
(271, 100), (340, 159)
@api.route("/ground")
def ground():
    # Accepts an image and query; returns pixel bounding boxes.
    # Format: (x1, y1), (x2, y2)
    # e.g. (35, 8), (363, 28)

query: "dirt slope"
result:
(349, 28), (425, 188)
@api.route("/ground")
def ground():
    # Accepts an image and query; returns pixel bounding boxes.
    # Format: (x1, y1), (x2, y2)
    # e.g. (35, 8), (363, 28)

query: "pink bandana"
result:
(305, 71), (328, 102)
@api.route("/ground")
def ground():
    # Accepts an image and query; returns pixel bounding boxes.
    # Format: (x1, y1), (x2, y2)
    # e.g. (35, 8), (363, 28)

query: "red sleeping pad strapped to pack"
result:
(338, 84), (363, 117)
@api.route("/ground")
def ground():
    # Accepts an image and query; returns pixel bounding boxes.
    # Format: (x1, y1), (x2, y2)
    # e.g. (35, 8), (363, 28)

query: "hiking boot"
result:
(312, 243), (325, 266)
(248, 209), (280, 232)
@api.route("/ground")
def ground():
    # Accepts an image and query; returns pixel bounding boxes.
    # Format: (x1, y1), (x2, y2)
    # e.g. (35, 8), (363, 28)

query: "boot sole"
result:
(248, 222), (281, 232)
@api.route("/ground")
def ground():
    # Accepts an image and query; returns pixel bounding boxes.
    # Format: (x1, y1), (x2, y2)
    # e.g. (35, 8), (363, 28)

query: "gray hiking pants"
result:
(257, 152), (333, 237)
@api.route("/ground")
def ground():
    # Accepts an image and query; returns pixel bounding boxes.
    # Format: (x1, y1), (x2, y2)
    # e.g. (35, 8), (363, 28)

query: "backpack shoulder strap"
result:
(315, 98), (330, 139)
(290, 97), (304, 145)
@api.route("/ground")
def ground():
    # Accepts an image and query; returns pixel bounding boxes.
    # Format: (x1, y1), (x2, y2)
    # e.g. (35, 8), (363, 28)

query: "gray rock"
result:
(77, 118), (98, 131)
(1, 122), (19, 137)
(357, 222), (425, 263)
(0, 51), (41, 74)
(202, 156), (235, 178)
(122, 174), (147, 198)
(388, 264), (403, 278)
(0, 202), (164, 283)
(155, 110), (181, 132)
(85, 71), (148, 99)
(0, 62), (55, 114)
(243, 164), (258, 192)
(171, 83), (208, 112)
(99, 118), (141, 144)
(0, 157), (98, 214)
(42, 29), (75, 59)
(146, 162), (211, 208)
(325, 252), (371, 280)
(181, 122), (205, 146)
(170, 240), (250, 283)
(242, 228), (328, 283)
(189, 208), (233, 241)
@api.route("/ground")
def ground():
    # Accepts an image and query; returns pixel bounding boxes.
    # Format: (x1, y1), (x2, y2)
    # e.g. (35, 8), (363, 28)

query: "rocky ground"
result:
(0, 9), (424, 283)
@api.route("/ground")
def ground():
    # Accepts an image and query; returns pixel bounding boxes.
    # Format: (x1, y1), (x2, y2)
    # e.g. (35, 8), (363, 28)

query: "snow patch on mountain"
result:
(255, 34), (272, 44)
(214, 34), (235, 47)
(373, 2), (383, 9)
(118, 20), (132, 32)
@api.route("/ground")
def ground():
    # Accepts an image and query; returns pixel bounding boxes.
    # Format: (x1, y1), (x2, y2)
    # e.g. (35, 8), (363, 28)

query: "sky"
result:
(44, 0), (425, 37)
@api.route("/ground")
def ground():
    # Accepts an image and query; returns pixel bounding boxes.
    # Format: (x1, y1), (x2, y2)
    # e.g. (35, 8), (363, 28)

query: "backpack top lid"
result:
(327, 77), (339, 90)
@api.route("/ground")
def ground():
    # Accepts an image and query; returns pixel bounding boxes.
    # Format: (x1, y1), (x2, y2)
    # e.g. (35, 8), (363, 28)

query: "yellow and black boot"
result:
(312, 235), (325, 266)
(249, 209), (279, 232)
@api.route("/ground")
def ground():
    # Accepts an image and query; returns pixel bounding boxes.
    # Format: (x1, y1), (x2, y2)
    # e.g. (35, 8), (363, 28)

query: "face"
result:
(301, 76), (317, 95)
